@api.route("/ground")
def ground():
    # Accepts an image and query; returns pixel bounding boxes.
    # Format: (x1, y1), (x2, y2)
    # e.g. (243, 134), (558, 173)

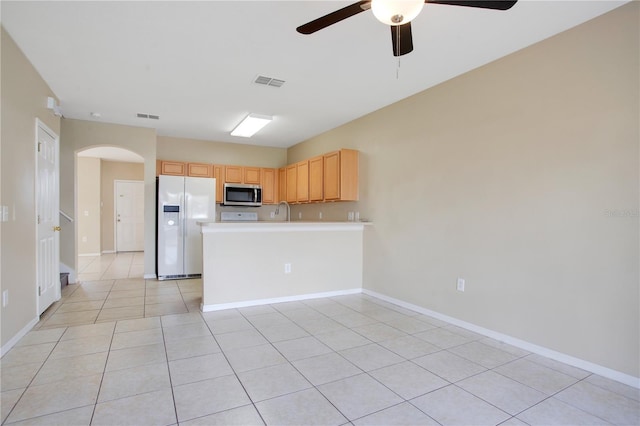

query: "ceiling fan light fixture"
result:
(371, 0), (424, 25)
(230, 113), (272, 137)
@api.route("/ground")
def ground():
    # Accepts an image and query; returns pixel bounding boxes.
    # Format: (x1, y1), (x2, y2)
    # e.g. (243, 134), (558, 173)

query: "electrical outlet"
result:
(298, 212), (302, 219)
(84, 210), (89, 216)
(457, 278), (465, 292)
(319, 212), (322, 220)
(284, 263), (292, 274)
(348, 212), (354, 221)
(355, 212), (360, 221)
(82, 236), (87, 243)
(270, 211), (275, 218)
(2, 290), (8, 307)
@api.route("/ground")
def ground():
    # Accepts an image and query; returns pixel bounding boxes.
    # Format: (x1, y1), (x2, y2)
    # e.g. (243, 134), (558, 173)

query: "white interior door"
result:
(115, 180), (144, 252)
(36, 119), (60, 315)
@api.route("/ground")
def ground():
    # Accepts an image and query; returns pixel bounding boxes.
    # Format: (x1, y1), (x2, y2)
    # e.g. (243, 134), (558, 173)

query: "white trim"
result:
(1, 316), (39, 357)
(59, 262), (76, 284)
(201, 288), (362, 312)
(78, 252), (101, 257)
(143, 273), (157, 279)
(363, 289), (640, 389)
(101, 250), (116, 254)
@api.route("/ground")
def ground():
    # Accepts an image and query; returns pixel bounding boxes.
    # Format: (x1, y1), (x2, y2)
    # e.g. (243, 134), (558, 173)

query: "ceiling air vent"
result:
(254, 75), (285, 88)
(136, 113), (160, 120)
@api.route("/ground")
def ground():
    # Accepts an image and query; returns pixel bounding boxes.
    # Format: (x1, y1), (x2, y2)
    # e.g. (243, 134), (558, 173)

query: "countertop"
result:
(198, 220), (371, 232)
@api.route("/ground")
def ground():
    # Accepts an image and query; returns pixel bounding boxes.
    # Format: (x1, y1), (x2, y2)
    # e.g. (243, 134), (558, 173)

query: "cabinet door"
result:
(244, 167), (261, 185)
(309, 155), (323, 202)
(296, 160), (309, 203)
(187, 163), (212, 177)
(225, 165), (243, 183)
(323, 151), (340, 200)
(160, 160), (186, 176)
(278, 167), (287, 203)
(286, 164), (297, 203)
(213, 165), (224, 204)
(339, 149), (359, 201)
(261, 168), (277, 204)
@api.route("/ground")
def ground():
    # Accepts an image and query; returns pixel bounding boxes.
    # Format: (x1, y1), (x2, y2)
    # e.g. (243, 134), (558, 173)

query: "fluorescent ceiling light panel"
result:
(231, 113), (272, 137)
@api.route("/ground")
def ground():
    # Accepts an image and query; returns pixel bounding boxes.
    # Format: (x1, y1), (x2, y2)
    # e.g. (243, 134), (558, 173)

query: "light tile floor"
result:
(2, 279), (639, 425)
(77, 252), (145, 282)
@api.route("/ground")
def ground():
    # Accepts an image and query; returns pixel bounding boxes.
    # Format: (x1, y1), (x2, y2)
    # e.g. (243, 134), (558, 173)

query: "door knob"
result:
(53, 226), (61, 231)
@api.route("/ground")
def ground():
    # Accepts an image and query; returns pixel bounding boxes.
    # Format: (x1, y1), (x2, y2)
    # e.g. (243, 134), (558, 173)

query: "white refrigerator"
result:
(157, 175), (216, 280)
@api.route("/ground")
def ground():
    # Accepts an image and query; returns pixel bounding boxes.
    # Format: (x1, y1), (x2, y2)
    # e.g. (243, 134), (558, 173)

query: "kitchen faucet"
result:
(275, 201), (290, 222)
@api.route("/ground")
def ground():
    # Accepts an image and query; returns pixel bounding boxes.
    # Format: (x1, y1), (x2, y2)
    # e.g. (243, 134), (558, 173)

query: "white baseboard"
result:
(363, 289), (640, 389)
(78, 253), (101, 257)
(143, 273), (157, 280)
(59, 262), (77, 284)
(201, 288), (362, 312)
(101, 250), (115, 254)
(1, 316), (39, 357)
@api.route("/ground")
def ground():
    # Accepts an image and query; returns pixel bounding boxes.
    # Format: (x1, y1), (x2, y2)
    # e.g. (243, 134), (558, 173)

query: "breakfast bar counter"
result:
(199, 221), (369, 311)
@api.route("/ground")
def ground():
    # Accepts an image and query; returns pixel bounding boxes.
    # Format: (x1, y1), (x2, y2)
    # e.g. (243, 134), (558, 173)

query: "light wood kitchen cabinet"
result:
(278, 167), (287, 203)
(213, 165), (224, 203)
(324, 149), (358, 201)
(187, 162), (212, 178)
(296, 160), (309, 203)
(225, 165), (243, 183)
(261, 168), (277, 204)
(308, 155), (324, 202)
(286, 164), (297, 203)
(243, 167), (261, 185)
(159, 160), (186, 176)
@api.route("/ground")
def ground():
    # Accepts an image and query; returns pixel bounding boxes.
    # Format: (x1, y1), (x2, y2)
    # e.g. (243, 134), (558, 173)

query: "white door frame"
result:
(35, 118), (61, 315)
(113, 179), (144, 252)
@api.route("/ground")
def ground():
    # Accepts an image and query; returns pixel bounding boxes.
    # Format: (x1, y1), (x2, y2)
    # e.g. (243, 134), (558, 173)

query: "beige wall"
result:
(157, 136), (286, 168)
(288, 4), (639, 378)
(202, 225), (363, 308)
(1, 28), (61, 348)
(77, 157), (101, 255)
(100, 160), (144, 253)
(60, 119), (156, 277)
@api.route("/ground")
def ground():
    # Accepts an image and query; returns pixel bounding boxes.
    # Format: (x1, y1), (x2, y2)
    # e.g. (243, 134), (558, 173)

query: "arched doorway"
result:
(76, 146), (145, 282)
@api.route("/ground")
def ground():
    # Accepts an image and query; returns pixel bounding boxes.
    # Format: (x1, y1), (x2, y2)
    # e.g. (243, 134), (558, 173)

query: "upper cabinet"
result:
(296, 160), (309, 203)
(213, 165), (224, 204)
(261, 168), (277, 205)
(324, 149), (358, 201)
(156, 148), (358, 205)
(278, 167), (287, 204)
(187, 162), (212, 178)
(159, 160), (186, 176)
(244, 167), (261, 185)
(286, 164), (297, 204)
(225, 165), (243, 183)
(308, 155), (324, 202)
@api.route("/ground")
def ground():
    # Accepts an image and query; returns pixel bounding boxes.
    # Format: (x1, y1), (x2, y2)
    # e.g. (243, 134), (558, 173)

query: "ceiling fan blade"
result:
(297, 1), (371, 35)
(390, 22), (413, 57)
(426, 0), (517, 11)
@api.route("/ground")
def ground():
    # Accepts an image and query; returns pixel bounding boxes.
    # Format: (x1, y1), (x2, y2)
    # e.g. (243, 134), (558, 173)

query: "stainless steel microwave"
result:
(223, 183), (262, 207)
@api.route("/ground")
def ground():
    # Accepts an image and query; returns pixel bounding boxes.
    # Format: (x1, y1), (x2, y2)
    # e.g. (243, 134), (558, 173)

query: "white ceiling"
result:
(2, 1), (628, 148)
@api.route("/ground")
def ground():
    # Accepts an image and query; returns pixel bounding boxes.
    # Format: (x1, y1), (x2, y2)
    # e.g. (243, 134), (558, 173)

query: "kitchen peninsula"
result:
(199, 221), (369, 311)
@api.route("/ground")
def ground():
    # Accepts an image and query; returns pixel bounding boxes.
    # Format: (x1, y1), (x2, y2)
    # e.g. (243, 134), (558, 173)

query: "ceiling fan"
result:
(296, 0), (518, 57)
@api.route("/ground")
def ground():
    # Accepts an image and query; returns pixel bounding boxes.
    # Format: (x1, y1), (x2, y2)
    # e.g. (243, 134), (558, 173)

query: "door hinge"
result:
(37, 215), (41, 224)
(38, 286), (41, 296)
(37, 142), (42, 152)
